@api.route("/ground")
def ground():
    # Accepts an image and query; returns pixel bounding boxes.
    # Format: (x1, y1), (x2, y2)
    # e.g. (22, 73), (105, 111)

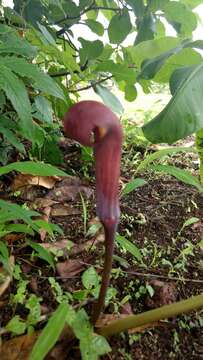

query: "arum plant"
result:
(64, 100), (123, 323)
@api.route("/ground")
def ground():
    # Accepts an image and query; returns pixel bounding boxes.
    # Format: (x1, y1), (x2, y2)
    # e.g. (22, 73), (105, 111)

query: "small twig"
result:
(126, 270), (203, 284)
(69, 75), (113, 93)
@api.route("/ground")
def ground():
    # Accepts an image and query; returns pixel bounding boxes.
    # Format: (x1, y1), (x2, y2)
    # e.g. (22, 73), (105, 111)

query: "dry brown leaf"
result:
(4, 233), (23, 243)
(51, 204), (80, 217)
(56, 259), (85, 280)
(0, 332), (39, 360)
(11, 174), (60, 191)
(0, 256), (14, 297)
(42, 233), (104, 258)
(34, 198), (58, 209)
(46, 177), (93, 202)
(120, 301), (133, 315)
(145, 280), (177, 309)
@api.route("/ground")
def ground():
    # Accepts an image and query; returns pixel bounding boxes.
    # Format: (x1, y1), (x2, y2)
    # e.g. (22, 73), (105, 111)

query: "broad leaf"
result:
(108, 9), (132, 44)
(142, 63), (203, 144)
(0, 122), (25, 152)
(0, 161), (68, 176)
(0, 57), (65, 100)
(162, 1), (197, 36)
(127, 37), (180, 70)
(116, 234), (142, 261)
(94, 84), (124, 115)
(125, 84), (137, 101)
(137, 146), (195, 172)
(79, 38), (103, 63)
(150, 165), (203, 192)
(135, 11), (155, 44)
(0, 65), (34, 139)
(30, 303), (69, 360)
(34, 96), (53, 124)
(0, 25), (36, 58)
(85, 19), (104, 36)
(121, 178), (147, 197)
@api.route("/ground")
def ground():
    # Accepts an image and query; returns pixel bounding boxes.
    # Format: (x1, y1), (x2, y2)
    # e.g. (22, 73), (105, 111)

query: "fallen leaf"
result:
(0, 332), (39, 360)
(42, 234), (104, 257)
(145, 280), (177, 309)
(56, 259), (85, 280)
(46, 177), (93, 202)
(11, 174), (60, 191)
(0, 256), (14, 297)
(51, 204), (80, 217)
(34, 198), (58, 209)
(120, 302), (133, 315)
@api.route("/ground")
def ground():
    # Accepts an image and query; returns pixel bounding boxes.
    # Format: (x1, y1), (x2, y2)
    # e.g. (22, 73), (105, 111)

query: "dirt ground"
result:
(0, 140), (203, 359)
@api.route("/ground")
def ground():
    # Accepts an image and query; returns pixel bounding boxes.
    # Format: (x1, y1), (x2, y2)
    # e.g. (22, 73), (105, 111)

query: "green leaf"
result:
(28, 240), (55, 269)
(0, 241), (9, 260)
(4, 224), (34, 236)
(37, 22), (56, 45)
(96, 61), (136, 84)
(142, 63), (203, 144)
(116, 234), (142, 261)
(121, 178), (147, 197)
(0, 200), (39, 230)
(0, 161), (68, 177)
(127, 37), (180, 70)
(82, 267), (100, 290)
(79, 38), (103, 63)
(125, 0), (145, 17)
(135, 11), (155, 44)
(6, 315), (26, 335)
(94, 84), (124, 115)
(85, 19), (104, 36)
(0, 25), (36, 58)
(150, 165), (203, 192)
(108, 9), (132, 44)
(34, 96), (53, 124)
(30, 303), (69, 360)
(136, 146), (195, 172)
(0, 122), (25, 152)
(154, 48), (202, 83)
(80, 334), (111, 360)
(125, 84), (137, 101)
(0, 57), (65, 100)
(162, 1), (197, 36)
(0, 65), (34, 139)
(180, 217), (199, 232)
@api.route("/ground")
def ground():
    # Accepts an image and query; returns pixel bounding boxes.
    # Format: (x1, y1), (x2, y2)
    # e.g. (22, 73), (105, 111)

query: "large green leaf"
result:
(0, 65), (34, 139)
(108, 9), (132, 44)
(162, 1), (197, 36)
(127, 37), (180, 70)
(94, 84), (124, 115)
(0, 57), (65, 100)
(85, 19), (104, 36)
(142, 63), (203, 144)
(0, 161), (68, 176)
(135, 11), (155, 44)
(0, 25), (37, 58)
(30, 303), (69, 360)
(79, 38), (104, 63)
(96, 61), (136, 84)
(150, 165), (203, 192)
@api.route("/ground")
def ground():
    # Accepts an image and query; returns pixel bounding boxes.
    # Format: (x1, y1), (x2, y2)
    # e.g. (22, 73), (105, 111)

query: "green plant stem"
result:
(97, 293), (203, 337)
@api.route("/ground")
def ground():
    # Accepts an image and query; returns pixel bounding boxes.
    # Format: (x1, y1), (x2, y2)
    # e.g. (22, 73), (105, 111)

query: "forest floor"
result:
(0, 134), (203, 359)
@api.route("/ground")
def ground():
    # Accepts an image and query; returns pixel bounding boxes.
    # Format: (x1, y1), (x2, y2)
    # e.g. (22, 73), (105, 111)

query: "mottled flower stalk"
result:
(64, 100), (123, 323)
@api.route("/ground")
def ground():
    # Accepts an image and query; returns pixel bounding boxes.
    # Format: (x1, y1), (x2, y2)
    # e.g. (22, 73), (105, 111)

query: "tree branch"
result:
(68, 75), (113, 93)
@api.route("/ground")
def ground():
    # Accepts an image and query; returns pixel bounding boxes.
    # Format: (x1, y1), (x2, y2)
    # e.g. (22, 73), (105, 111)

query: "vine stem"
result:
(97, 293), (203, 337)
